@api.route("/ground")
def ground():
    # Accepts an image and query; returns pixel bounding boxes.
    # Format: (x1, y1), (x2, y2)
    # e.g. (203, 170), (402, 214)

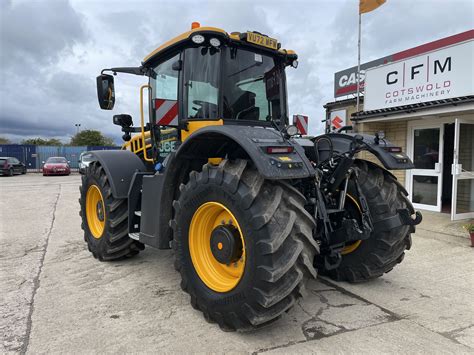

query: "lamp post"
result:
(75, 123), (81, 135)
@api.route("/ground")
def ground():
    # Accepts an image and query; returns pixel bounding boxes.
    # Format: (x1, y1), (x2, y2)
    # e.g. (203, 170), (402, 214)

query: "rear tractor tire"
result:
(79, 161), (144, 261)
(171, 159), (319, 331)
(324, 160), (414, 282)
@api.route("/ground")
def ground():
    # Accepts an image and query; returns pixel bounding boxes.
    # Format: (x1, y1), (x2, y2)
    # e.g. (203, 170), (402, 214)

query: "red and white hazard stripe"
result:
(293, 114), (308, 135)
(155, 99), (179, 126)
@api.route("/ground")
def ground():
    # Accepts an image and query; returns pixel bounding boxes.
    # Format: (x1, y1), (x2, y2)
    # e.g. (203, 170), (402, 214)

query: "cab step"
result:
(129, 232), (140, 240)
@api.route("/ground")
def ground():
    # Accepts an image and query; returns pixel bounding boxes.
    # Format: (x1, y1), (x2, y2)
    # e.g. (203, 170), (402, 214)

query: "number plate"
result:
(246, 32), (278, 50)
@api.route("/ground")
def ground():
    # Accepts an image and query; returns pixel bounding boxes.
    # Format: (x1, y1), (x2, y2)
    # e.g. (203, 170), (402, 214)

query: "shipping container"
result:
(0, 145), (121, 172)
(87, 145), (121, 151)
(0, 144), (37, 169)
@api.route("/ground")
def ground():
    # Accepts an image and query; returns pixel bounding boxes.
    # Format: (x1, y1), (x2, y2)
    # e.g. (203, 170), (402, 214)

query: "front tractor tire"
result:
(324, 160), (414, 282)
(171, 159), (319, 331)
(79, 161), (144, 261)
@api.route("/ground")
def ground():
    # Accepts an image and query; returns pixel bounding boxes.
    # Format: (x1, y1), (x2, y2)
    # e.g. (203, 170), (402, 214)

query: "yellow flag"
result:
(360, 0), (386, 14)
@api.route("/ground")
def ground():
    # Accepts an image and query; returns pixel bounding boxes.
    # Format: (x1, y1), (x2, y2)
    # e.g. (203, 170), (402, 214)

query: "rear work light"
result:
(266, 146), (294, 154)
(384, 147), (402, 153)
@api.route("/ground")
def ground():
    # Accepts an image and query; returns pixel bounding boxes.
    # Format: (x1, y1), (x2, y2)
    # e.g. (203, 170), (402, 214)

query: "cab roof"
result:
(142, 25), (296, 65)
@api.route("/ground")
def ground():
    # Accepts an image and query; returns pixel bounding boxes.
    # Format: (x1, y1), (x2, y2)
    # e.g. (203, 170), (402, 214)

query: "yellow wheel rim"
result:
(86, 184), (106, 239)
(189, 202), (246, 293)
(341, 194), (363, 255)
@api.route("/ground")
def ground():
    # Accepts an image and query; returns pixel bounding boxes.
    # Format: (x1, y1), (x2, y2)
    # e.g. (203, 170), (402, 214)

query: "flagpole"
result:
(356, 11), (361, 121)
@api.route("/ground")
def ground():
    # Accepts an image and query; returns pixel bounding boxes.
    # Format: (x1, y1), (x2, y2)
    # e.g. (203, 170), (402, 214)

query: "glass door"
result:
(451, 118), (474, 220)
(408, 124), (444, 212)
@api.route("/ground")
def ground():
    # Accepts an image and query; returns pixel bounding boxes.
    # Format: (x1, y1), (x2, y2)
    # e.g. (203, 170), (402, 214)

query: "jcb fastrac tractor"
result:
(80, 24), (422, 331)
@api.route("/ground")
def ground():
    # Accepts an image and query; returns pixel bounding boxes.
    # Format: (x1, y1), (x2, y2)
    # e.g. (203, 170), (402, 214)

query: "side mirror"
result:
(96, 74), (115, 110)
(67, 161), (71, 164)
(42, 161), (45, 164)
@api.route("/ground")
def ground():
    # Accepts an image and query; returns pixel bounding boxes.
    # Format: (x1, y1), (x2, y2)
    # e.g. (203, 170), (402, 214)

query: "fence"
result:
(0, 144), (120, 172)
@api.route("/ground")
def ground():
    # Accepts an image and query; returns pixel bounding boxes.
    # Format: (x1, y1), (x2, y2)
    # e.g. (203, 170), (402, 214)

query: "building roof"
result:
(323, 97), (363, 110)
(352, 96), (474, 120)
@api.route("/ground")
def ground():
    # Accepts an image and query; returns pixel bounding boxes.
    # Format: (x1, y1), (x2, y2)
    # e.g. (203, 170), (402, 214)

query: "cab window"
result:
(151, 54), (179, 101)
(222, 48), (284, 122)
(183, 47), (220, 119)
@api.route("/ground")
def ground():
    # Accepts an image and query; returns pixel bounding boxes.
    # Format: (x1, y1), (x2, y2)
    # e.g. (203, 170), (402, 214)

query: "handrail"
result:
(139, 84), (153, 162)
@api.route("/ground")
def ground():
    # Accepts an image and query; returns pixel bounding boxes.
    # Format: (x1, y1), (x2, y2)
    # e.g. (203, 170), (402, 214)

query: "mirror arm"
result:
(121, 125), (150, 134)
(123, 126), (144, 133)
(101, 66), (147, 76)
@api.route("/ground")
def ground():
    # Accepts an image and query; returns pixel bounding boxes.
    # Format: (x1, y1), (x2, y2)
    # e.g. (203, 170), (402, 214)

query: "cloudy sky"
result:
(1, 0), (472, 143)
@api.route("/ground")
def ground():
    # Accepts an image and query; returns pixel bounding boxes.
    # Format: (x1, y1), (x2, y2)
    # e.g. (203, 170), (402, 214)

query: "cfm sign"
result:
(364, 40), (474, 111)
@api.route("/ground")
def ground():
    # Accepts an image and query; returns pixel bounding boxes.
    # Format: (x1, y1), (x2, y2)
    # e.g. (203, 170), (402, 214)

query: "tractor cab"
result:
(96, 23), (298, 163)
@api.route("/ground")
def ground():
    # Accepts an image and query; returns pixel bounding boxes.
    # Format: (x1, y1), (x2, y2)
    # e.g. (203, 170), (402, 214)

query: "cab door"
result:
(149, 53), (181, 162)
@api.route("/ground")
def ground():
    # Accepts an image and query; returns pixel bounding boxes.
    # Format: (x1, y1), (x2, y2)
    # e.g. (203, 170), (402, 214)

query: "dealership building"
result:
(325, 30), (473, 220)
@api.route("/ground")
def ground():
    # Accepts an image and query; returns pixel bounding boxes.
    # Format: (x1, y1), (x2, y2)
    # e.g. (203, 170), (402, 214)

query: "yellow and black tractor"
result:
(80, 23), (422, 330)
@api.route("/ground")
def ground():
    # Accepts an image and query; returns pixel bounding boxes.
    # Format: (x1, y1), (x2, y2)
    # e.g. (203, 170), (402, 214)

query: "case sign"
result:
(364, 40), (474, 110)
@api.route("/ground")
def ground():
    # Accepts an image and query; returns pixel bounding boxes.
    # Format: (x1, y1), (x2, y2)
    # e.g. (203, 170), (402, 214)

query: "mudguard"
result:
(139, 125), (316, 249)
(298, 133), (414, 170)
(174, 125), (315, 179)
(89, 150), (147, 199)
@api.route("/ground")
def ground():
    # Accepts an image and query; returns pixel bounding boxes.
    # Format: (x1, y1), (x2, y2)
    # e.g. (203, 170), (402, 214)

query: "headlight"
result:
(286, 125), (298, 136)
(209, 38), (221, 47)
(291, 60), (298, 68)
(191, 34), (205, 44)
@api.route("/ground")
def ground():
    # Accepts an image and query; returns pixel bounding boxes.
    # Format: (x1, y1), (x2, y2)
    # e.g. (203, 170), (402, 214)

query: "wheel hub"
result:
(96, 200), (104, 221)
(210, 225), (242, 264)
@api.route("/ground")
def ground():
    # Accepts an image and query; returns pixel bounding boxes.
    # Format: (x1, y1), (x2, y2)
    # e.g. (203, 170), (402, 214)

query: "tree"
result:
(21, 138), (63, 145)
(0, 137), (12, 144)
(69, 130), (115, 146)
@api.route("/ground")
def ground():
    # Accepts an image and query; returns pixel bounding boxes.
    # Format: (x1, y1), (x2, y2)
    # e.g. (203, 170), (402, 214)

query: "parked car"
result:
(78, 152), (94, 175)
(0, 157), (27, 176)
(42, 157), (71, 176)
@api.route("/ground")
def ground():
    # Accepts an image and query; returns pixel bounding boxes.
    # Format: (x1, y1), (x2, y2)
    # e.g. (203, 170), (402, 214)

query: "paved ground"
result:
(1, 174), (473, 354)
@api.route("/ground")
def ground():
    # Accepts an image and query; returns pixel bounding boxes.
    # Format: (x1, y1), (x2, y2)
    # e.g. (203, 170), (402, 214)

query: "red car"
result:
(42, 157), (71, 176)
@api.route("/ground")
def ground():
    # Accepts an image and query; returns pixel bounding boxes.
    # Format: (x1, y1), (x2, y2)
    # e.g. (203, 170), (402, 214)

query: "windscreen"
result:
(222, 48), (284, 122)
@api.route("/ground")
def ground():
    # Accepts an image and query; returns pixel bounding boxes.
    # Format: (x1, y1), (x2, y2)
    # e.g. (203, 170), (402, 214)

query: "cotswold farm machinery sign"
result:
(364, 39), (473, 111)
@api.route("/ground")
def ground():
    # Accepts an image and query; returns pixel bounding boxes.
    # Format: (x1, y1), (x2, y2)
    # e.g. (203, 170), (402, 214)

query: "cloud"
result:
(0, 0), (87, 70)
(0, 0), (473, 143)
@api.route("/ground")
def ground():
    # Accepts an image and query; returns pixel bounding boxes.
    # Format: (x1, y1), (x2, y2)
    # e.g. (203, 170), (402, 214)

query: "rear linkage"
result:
(310, 134), (422, 270)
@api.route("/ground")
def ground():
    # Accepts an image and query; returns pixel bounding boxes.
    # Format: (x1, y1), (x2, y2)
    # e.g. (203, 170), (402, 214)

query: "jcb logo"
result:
(159, 140), (177, 157)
